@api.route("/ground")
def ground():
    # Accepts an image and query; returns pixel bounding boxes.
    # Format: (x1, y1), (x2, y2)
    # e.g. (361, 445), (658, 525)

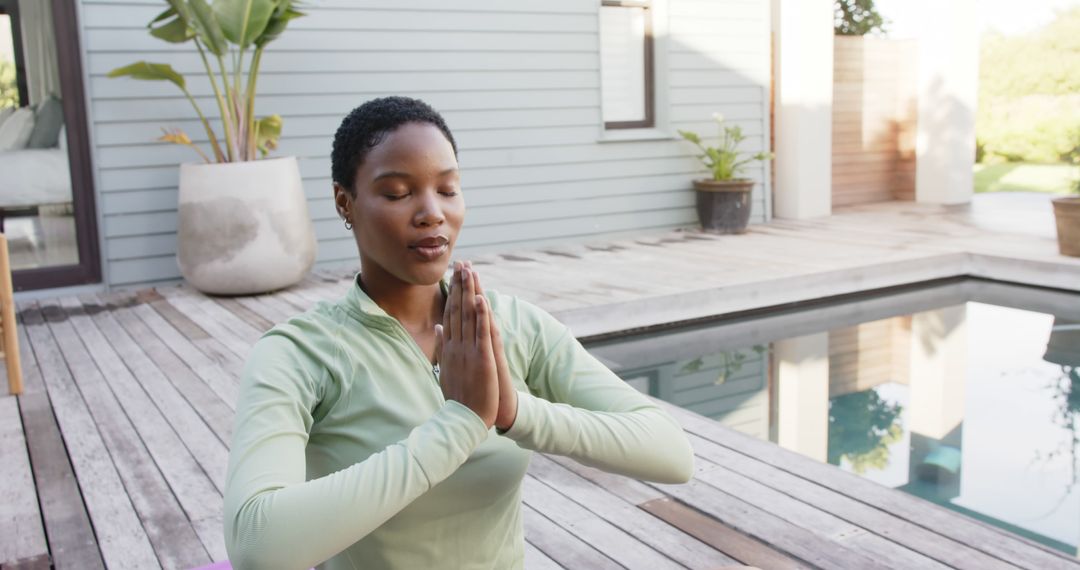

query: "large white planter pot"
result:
(177, 156), (316, 295)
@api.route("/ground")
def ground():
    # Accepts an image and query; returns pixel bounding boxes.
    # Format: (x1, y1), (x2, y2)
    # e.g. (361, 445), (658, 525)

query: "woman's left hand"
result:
(465, 261), (518, 431)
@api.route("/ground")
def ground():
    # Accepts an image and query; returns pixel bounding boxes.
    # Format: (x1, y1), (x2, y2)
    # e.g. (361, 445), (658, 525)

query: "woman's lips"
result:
(410, 243), (448, 261)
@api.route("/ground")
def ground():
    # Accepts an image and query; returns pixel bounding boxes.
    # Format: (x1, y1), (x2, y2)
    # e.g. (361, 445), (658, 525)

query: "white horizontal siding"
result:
(81, 0), (772, 288)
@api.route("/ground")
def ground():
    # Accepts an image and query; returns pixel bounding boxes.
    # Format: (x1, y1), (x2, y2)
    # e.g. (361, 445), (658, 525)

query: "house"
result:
(0, 0), (976, 295)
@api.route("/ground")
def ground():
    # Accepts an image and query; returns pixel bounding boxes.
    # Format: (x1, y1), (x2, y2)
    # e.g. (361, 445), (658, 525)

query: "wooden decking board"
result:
(685, 455), (951, 570)
(80, 294), (230, 494)
(522, 475), (683, 569)
(522, 541), (564, 570)
(684, 432), (1015, 570)
(128, 289), (210, 342)
(151, 290), (252, 370)
(658, 400), (1079, 570)
(640, 497), (807, 570)
(59, 296), (228, 562)
(105, 298), (235, 444)
(21, 301), (161, 569)
(655, 476), (892, 569)
(131, 303), (239, 410)
(161, 287), (263, 347)
(527, 454), (737, 568)
(43, 299), (208, 569)
(11, 318), (103, 570)
(212, 297), (275, 333)
(522, 503), (624, 570)
(0, 396), (48, 566)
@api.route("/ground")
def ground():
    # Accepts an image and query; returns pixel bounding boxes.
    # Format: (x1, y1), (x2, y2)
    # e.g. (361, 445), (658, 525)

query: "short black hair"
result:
(331, 96), (458, 194)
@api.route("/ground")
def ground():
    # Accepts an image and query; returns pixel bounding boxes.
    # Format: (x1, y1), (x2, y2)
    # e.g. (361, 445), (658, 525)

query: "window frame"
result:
(600, 0), (656, 130)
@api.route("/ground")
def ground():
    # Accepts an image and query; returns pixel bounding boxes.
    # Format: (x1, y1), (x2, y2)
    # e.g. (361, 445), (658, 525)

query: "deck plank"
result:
(640, 497), (807, 570)
(527, 454), (737, 568)
(212, 297), (275, 333)
(659, 399), (1080, 570)
(522, 503), (622, 570)
(10, 316), (104, 570)
(684, 432), (1016, 570)
(131, 302), (238, 409)
(43, 298), (208, 569)
(0, 395), (48, 566)
(522, 475), (682, 569)
(81, 294), (230, 493)
(103, 295), (235, 444)
(60, 296), (228, 562)
(523, 540), (564, 570)
(22, 301), (160, 569)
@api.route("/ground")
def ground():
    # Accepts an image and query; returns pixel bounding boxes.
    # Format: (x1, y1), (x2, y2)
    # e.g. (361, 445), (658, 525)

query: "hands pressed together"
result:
(434, 260), (518, 431)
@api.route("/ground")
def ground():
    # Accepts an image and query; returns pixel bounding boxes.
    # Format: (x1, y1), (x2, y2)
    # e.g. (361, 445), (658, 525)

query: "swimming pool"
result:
(584, 279), (1080, 555)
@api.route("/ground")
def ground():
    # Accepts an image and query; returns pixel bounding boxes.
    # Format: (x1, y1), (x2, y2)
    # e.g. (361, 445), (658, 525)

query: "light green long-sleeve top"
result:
(223, 274), (694, 570)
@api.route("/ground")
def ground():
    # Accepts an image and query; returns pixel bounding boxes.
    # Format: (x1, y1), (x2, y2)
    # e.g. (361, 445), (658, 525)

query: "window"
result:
(600, 0), (654, 129)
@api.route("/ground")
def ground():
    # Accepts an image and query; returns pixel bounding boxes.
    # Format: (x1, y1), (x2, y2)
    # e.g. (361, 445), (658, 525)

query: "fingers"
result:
(448, 261), (462, 341)
(462, 263), (477, 343)
(475, 295), (492, 352)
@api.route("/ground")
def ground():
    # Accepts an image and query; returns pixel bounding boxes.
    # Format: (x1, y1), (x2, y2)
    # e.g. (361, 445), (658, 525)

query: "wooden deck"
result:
(2, 195), (1080, 569)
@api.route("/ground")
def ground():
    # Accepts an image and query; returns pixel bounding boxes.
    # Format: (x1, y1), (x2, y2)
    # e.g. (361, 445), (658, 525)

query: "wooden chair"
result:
(0, 234), (23, 395)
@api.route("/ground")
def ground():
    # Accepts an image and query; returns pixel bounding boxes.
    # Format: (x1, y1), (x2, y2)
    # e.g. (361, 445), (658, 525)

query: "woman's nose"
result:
(414, 190), (444, 227)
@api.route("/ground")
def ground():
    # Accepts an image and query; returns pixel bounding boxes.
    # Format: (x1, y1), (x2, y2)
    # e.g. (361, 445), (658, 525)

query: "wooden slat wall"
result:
(80, 0), (772, 289)
(828, 316), (911, 397)
(832, 36), (917, 207)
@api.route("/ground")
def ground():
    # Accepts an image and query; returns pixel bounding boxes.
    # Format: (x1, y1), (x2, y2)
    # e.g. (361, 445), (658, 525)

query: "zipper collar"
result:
(342, 271), (451, 328)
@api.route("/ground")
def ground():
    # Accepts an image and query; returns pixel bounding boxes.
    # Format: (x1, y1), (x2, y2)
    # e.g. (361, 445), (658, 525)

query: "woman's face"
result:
(334, 122), (464, 286)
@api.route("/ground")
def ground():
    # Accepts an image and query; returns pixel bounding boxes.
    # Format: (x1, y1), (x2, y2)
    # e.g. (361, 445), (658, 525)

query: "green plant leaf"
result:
(214, 0), (276, 48)
(254, 114), (282, 156)
(107, 61), (186, 90)
(677, 129), (701, 145)
(257, 2), (305, 47)
(189, 0), (229, 56)
(149, 9), (195, 43)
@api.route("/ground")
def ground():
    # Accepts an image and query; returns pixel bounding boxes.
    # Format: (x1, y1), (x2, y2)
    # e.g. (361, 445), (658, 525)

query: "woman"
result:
(223, 96), (694, 570)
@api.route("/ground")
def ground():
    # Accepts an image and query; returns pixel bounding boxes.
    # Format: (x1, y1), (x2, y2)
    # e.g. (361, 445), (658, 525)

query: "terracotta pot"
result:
(1052, 196), (1080, 257)
(692, 179), (755, 234)
(177, 156), (316, 295)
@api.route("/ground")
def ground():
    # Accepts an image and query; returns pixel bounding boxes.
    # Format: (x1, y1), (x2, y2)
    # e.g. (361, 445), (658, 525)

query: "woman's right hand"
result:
(434, 261), (499, 429)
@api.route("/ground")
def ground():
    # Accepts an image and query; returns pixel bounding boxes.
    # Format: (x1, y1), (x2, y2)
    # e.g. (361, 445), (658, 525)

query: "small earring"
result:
(344, 219), (353, 230)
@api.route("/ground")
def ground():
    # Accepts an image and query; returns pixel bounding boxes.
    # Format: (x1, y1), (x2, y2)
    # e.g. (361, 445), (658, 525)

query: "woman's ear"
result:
(333, 182), (352, 220)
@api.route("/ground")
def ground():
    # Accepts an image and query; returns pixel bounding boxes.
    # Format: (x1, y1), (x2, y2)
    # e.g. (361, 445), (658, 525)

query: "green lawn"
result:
(973, 162), (1079, 194)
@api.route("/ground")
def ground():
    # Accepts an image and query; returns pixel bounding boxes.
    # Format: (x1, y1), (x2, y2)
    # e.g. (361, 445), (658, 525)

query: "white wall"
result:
(79, 0), (772, 289)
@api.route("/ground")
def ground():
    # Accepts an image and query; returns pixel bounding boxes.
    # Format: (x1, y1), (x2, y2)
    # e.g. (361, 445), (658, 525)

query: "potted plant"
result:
(679, 114), (773, 234)
(108, 0), (316, 295)
(1052, 131), (1080, 257)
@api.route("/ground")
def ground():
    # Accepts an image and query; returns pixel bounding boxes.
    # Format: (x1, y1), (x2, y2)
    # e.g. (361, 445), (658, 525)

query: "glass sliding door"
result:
(0, 0), (100, 291)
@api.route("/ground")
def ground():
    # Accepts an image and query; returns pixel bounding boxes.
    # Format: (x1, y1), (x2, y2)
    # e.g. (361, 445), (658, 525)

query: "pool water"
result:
(584, 280), (1080, 554)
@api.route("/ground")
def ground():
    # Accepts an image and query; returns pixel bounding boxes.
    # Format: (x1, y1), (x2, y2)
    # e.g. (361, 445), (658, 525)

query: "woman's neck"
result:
(358, 266), (445, 333)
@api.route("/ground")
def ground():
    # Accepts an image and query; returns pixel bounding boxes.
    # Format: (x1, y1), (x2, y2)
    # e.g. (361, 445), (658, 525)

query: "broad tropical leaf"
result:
(214, 0), (276, 48)
(256, 1), (305, 47)
(107, 61), (186, 90)
(190, 0), (229, 56)
(149, 8), (195, 43)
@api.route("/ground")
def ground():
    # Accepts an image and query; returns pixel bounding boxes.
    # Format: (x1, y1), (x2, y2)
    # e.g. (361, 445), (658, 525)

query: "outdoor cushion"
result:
(27, 96), (64, 149)
(0, 106), (35, 151)
(0, 107), (13, 129)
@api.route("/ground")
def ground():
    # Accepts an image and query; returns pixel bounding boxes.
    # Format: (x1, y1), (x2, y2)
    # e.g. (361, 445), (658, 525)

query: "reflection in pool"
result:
(585, 280), (1080, 555)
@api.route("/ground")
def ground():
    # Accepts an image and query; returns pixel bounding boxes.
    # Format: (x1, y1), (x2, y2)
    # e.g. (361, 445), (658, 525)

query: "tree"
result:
(0, 61), (18, 109)
(835, 0), (887, 36)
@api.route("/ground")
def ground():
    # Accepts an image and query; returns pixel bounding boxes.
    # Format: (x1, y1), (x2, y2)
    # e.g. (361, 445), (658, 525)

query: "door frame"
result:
(2, 0), (102, 291)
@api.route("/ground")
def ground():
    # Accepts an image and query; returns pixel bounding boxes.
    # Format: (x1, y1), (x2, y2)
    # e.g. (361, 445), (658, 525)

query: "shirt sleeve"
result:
(497, 300), (694, 485)
(223, 328), (490, 570)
